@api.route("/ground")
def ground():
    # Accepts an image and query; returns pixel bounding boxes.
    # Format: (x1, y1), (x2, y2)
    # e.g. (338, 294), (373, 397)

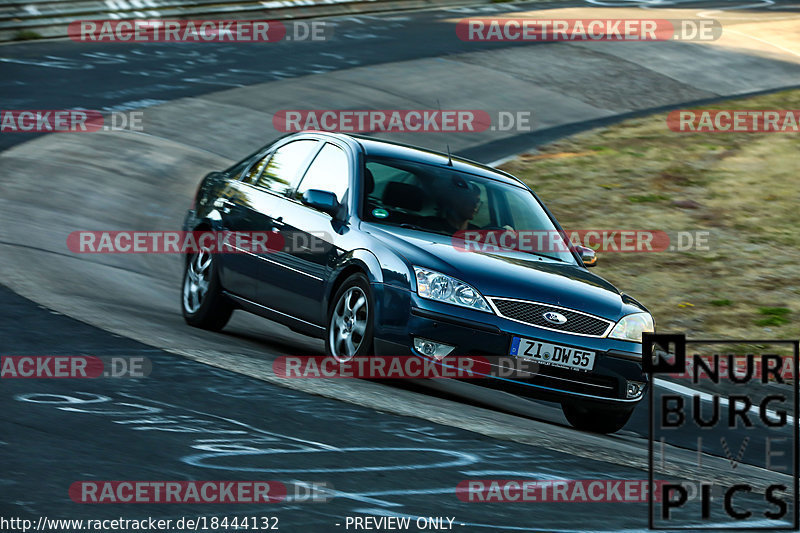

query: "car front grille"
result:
(488, 298), (613, 337)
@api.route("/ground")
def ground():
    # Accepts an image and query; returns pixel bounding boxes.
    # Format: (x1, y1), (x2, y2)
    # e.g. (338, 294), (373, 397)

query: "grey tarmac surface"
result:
(0, 286), (793, 532)
(0, 285), (695, 532)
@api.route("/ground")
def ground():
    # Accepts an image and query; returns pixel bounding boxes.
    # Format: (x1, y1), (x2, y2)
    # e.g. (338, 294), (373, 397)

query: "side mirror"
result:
(301, 189), (340, 217)
(576, 245), (597, 267)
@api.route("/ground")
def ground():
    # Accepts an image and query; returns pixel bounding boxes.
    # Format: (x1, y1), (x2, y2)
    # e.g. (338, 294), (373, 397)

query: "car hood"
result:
(364, 223), (646, 321)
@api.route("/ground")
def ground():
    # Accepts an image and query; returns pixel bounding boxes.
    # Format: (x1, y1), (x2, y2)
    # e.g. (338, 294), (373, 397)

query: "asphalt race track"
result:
(0, 285), (738, 532)
(1, 0), (799, 530)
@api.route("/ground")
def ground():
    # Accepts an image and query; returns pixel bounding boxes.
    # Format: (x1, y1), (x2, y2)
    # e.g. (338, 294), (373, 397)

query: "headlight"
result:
(608, 312), (655, 342)
(413, 267), (493, 313)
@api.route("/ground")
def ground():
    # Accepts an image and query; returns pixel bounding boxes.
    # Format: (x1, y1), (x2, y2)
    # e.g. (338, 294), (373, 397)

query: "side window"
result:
(242, 152), (271, 184)
(294, 143), (349, 203)
(365, 161), (416, 203)
(255, 140), (319, 196)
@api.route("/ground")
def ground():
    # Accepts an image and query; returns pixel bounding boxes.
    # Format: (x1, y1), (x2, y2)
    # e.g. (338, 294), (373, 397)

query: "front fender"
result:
(182, 208), (226, 232)
(323, 249), (383, 315)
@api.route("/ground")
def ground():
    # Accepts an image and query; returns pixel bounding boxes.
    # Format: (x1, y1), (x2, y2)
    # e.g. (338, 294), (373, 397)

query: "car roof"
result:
(295, 131), (527, 188)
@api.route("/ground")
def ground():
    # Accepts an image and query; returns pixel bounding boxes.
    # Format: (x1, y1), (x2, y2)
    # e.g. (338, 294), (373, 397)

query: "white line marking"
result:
(653, 378), (791, 424)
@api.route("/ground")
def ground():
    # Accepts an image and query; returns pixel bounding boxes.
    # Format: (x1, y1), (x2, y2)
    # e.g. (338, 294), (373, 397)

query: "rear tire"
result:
(181, 245), (233, 331)
(326, 273), (375, 362)
(561, 402), (633, 434)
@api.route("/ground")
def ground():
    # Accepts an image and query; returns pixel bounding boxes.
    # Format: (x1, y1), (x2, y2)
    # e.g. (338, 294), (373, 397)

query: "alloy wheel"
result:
(183, 247), (212, 314)
(329, 286), (368, 362)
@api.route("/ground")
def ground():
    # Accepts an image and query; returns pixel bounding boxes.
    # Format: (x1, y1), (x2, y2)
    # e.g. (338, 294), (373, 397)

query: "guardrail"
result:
(0, 0), (488, 42)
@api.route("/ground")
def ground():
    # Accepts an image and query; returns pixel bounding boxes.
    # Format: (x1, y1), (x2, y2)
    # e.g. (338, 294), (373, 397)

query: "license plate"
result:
(510, 337), (596, 371)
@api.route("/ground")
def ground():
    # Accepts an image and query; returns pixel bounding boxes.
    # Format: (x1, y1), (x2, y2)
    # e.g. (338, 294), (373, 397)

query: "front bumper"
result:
(372, 284), (648, 406)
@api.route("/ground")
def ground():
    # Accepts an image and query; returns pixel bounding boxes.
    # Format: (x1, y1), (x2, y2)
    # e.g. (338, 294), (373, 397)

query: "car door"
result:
(243, 138), (323, 310)
(214, 150), (271, 301)
(264, 141), (352, 325)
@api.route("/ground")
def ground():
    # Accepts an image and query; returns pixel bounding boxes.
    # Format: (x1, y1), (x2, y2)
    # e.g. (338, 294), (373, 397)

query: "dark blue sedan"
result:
(182, 131), (654, 433)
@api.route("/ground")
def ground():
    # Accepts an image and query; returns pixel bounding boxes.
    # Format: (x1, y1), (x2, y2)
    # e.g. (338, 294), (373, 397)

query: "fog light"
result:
(413, 338), (456, 361)
(626, 380), (646, 399)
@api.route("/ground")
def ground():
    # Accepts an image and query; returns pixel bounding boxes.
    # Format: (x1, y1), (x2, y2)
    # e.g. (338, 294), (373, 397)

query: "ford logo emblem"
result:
(543, 311), (567, 325)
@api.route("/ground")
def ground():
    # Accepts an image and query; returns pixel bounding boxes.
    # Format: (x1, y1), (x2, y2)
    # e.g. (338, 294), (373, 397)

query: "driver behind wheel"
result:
(428, 176), (483, 234)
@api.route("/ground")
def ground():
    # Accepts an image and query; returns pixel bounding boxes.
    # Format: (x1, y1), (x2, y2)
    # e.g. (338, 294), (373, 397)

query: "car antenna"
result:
(437, 98), (453, 167)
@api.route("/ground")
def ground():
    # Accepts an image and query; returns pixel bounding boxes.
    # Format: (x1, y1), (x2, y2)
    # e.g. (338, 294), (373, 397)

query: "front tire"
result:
(561, 402), (634, 434)
(181, 246), (233, 331)
(326, 273), (375, 362)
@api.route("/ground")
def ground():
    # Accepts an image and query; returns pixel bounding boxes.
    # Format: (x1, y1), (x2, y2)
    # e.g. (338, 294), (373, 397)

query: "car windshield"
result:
(361, 156), (576, 264)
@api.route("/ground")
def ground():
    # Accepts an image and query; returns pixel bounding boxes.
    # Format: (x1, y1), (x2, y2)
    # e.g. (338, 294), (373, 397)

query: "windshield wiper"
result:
(401, 223), (456, 237)
(529, 252), (565, 263)
(387, 223), (451, 238)
(490, 248), (566, 263)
